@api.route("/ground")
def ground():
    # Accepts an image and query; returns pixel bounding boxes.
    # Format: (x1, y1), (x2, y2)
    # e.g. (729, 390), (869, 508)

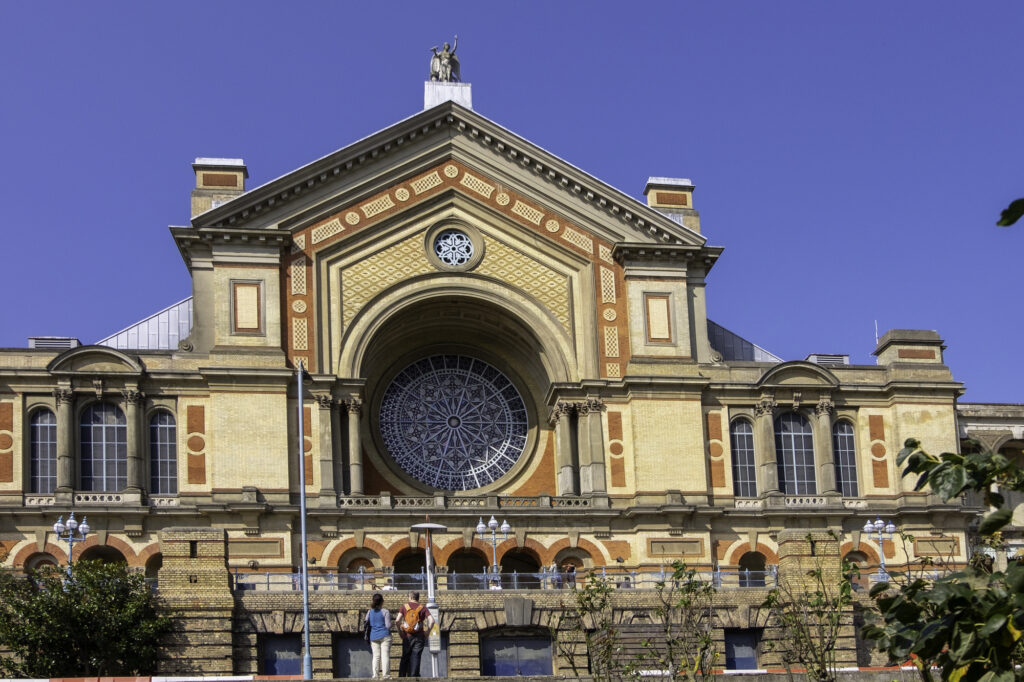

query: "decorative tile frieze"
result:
(411, 172), (442, 195)
(360, 194), (395, 219)
(290, 256), (307, 296)
(561, 226), (593, 254)
(459, 172), (495, 199)
(311, 218), (344, 245)
(511, 200), (543, 225)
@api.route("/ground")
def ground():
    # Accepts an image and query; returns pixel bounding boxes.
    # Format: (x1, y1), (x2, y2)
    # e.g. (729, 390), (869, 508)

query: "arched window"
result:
(730, 419), (757, 498)
(29, 409), (57, 494)
(149, 411), (177, 495)
(774, 413), (816, 495)
(737, 551), (767, 587)
(832, 421), (858, 497)
(80, 403), (126, 491)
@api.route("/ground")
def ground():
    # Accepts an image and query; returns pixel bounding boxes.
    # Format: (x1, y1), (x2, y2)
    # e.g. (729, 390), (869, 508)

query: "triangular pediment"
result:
(188, 102), (707, 249)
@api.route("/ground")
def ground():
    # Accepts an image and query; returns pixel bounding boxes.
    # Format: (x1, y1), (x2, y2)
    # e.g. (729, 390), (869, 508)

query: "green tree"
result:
(998, 198), (1024, 227)
(631, 561), (717, 680)
(0, 560), (172, 677)
(563, 574), (618, 682)
(861, 438), (1024, 682)
(761, 534), (856, 682)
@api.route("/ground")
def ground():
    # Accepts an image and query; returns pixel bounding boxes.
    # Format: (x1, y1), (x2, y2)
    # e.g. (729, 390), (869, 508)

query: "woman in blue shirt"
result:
(365, 592), (393, 678)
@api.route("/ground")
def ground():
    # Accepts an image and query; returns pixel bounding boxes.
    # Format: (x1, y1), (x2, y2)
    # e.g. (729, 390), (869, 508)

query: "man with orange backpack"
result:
(397, 591), (434, 677)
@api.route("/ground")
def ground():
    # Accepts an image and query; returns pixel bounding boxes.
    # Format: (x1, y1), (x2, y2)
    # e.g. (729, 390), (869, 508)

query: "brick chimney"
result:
(643, 177), (700, 233)
(191, 158), (247, 218)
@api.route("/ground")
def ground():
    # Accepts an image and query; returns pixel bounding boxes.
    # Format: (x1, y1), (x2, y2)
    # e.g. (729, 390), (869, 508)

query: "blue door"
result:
(334, 634), (373, 678)
(481, 635), (552, 676)
(261, 634), (302, 675)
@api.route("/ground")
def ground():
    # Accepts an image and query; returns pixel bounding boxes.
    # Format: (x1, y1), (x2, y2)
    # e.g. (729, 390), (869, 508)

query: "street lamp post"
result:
(52, 512), (90, 579)
(476, 515), (510, 575)
(862, 516), (897, 580)
(412, 519), (446, 679)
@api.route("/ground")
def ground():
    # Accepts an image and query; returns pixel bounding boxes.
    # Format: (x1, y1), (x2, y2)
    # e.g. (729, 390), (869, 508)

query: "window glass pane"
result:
(775, 413), (816, 495)
(30, 410), (57, 494)
(730, 420), (757, 497)
(725, 629), (760, 669)
(150, 412), (177, 495)
(832, 421), (859, 497)
(261, 634), (301, 675)
(80, 403), (127, 492)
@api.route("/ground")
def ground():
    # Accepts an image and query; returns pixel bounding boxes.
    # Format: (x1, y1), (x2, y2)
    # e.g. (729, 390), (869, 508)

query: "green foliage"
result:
(762, 534), (855, 682)
(629, 561), (717, 680)
(862, 439), (1024, 682)
(997, 198), (1024, 227)
(0, 560), (172, 677)
(568, 575), (618, 682)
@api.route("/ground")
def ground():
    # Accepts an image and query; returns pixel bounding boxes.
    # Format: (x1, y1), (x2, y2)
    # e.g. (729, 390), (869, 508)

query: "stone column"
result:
(755, 397), (780, 494)
(54, 387), (75, 496)
(578, 398), (607, 494)
(123, 389), (145, 493)
(815, 397), (837, 494)
(316, 395), (336, 504)
(347, 398), (364, 495)
(551, 402), (577, 496)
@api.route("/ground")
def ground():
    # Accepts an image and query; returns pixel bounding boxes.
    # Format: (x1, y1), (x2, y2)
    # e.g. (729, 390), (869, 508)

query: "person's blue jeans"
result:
(399, 635), (424, 677)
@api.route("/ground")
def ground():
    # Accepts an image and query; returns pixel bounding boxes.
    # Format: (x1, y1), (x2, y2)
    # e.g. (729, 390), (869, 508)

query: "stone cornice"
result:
(188, 102), (705, 248)
(171, 226), (291, 271)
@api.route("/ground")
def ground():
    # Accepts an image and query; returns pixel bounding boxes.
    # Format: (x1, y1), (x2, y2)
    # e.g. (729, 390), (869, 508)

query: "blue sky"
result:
(1, 2), (1021, 402)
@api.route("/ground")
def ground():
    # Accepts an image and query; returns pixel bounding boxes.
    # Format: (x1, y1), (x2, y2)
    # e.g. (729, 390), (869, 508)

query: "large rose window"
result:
(378, 355), (528, 490)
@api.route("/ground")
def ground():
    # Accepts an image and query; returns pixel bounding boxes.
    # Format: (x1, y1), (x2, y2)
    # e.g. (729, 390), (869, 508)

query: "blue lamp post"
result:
(52, 512), (90, 578)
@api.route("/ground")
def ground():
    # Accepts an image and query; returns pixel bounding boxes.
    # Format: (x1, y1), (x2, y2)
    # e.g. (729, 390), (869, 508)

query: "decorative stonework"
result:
(511, 200), (543, 225)
(603, 326), (620, 357)
(460, 172), (495, 199)
(600, 267), (617, 304)
(291, 234), (306, 253)
(342, 235), (434, 325)
(290, 256), (307, 296)
(561, 226), (593, 254)
(754, 398), (777, 417)
(311, 218), (344, 245)
(299, 159), (630, 379)
(605, 362), (621, 378)
(603, 308), (617, 321)
(476, 239), (570, 332)
(292, 318), (308, 351)
(361, 195), (395, 219)
(544, 219), (560, 233)
(412, 172), (443, 195)
(291, 300), (307, 313)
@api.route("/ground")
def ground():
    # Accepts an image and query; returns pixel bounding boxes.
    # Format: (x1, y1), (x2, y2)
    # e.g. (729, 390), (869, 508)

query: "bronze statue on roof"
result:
(430, 36), (460, 82)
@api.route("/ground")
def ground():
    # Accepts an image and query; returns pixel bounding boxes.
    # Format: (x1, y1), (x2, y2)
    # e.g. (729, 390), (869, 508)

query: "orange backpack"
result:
(402, 602), (422, 633)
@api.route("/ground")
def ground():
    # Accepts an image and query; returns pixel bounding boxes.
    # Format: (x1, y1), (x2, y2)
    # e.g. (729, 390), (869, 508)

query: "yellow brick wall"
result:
(210, 391), (289, 490)
(629, 398), (706, 492)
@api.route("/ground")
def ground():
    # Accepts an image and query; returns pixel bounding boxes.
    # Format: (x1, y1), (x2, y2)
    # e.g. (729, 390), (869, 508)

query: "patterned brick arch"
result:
(381, 536), (429, 567)
(544, 537), (607, 566)
(434, 537), (496, 566)
(493, 537), (546, 567)
(324, 537), (389, 568)
(841, 541), (881, 565)
(12, 541), (67, 568)
(722, 541), (779, 567)
(136, 542), (162, 566)
(73, 535), (139, 566)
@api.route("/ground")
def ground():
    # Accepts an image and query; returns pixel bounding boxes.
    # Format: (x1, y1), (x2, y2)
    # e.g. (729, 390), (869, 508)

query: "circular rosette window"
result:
(432, 229), (474, 266)
(378, 355), (529, 491)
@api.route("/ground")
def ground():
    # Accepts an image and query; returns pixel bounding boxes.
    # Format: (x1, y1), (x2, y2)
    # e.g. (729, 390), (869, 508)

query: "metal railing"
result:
(231, 566), (778, 593)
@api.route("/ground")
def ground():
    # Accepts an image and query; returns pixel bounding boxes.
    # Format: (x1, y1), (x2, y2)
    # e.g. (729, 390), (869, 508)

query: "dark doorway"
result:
(480, 631), (552, 676)
(260, 633), (301, 675)
(500, 549), (541, 589)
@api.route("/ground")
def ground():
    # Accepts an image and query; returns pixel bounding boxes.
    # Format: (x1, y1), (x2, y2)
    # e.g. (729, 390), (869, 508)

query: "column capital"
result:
(53, 388), (75, 405)
(576, 398), (606, 416)
(314, 394), (335, 410)
(815, 398), (835, 417)
(121, 389), (145, 406)
(754, 398), (777, 417)
(344, 398), (363, 415)
(548, 401), (574, 425)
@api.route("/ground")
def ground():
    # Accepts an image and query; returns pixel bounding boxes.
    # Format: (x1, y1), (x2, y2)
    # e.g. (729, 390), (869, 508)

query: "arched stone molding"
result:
(13, 541), (68, 568)
(381, 536), (428, 567)
(722, 540), (779, 567)
(840, 541), (880, 565)
(71, 534), (139, 566)
(492, 537), (547, 566)
(435, 537), (497, 566)
(47, 345), (145, 376)
(335, 547), (383, 571)
(552, 546), (595, 569)
(136, 542), (162, 566)
(324, 536), (389, 568)
(543, 537), (607, 566)
(756, 360), (840, 390)
(337, 276), (577, 384)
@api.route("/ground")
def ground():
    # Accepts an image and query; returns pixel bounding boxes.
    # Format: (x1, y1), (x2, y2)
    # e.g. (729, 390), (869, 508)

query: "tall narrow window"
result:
(832, 421), (859, 497)
(149, 411), (177, 495)
(730, 419), (757, 497)
(80, 403), (127, 491)
(30, 409), (57, 494)
(775, 413), (816, 495)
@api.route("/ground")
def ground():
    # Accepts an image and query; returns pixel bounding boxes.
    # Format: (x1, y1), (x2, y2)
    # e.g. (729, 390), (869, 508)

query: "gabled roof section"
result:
(190, 101), (706, 248)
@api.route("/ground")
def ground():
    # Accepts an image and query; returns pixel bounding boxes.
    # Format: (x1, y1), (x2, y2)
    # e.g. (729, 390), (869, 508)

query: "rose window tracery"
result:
(432, 229), (474, 267)
(378, 355), (528, 490)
